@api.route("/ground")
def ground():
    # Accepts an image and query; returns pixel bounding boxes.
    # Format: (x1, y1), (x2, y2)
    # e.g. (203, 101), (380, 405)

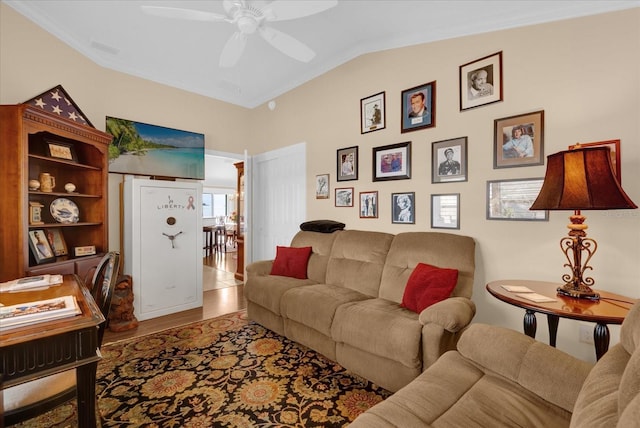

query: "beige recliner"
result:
(350, 299), (640, 427)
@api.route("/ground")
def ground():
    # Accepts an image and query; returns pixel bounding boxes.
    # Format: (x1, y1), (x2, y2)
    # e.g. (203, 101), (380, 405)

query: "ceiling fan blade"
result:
(220, 32), (247, 68)
(140, 5), (228, 22)
(263, 0), (338, 22)
(258, 26), (315, 63)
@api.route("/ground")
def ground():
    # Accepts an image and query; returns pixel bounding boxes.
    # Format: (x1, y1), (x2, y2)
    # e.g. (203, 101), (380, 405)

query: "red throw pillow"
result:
(270, 246), (313, 279)
(401, 263), (458, 313)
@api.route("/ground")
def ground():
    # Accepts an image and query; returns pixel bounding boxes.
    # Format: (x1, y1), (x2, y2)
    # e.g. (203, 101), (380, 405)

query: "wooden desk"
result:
(1, 274), (104, 427)
(487, 280), (636, 360)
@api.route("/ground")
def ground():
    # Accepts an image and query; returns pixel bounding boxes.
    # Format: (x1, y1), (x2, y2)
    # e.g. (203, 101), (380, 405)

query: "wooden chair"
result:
(215, 225), (226, 253)
(3, 251), (121, 426)
(225, 227), (237, 248)
(203, 226), (214, 256)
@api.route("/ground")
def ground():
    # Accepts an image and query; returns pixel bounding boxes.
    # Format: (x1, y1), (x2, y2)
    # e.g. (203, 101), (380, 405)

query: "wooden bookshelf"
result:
(0, 104), (112, 282)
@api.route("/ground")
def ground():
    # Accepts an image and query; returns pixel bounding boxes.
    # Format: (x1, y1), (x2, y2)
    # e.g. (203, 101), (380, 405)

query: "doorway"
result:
(202, 151), (243, 290)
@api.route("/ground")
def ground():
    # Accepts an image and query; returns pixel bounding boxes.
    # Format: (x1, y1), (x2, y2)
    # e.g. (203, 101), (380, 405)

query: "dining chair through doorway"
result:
(215, 225), (227, 253)
(203, 225), (214, 256)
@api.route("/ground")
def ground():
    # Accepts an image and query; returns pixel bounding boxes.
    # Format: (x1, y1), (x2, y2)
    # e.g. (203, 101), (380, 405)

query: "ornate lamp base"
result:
(557, 285), (600, 301)
(556, 211), (600, 301)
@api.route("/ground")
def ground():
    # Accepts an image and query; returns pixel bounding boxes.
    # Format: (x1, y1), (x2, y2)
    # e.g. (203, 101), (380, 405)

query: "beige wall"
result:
(2, 4), (639, 361)
(247, 9), (640, 361)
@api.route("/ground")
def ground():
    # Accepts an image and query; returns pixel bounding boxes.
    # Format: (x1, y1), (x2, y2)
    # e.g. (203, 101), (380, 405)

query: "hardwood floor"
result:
(103, 252), (246, 344)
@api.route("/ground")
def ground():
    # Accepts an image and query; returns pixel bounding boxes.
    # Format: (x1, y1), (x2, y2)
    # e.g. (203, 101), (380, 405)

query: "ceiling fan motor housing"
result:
(236, 14), (260, 34)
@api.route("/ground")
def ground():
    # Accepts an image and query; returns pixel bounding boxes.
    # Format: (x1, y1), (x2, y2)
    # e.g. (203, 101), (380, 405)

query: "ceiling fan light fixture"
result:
(237, 15), (259, 34)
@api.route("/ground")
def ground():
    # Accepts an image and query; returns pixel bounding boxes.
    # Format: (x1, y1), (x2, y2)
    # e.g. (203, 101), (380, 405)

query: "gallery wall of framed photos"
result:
(305, 15), (634, 247)
(318, 49), (554, 229)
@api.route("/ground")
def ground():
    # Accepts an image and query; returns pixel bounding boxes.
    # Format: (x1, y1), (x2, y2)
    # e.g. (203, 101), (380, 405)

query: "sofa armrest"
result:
(458, 323), (593, 412)
(418, 297), (476, 333)
(246, 260), (274, 277)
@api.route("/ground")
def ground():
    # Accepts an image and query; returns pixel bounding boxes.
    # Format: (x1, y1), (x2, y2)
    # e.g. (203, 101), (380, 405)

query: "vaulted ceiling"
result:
(5, 1), (638, 108)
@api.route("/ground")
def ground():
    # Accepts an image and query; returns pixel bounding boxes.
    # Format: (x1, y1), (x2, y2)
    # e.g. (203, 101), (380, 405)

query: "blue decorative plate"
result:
(50, 198), (79, 223)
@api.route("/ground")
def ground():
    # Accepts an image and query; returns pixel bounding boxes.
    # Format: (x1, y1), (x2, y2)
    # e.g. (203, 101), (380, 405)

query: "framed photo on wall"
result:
(432, 137), (468, 183)
(315, 174), (330, 199)
(373, 142), (411, 181)
(337, 146), (358, 181)
(494, 110), (544, 169)
(486, 178), (548, 221)
(569, 139), (621, 183)
(401, 81), (436, 133)
(28, 229), (56, 264)
(335, 187), (354, 207)
(360, 91), (385, 134)
(431, 193), (460, 229)
(459, 51), (503, 111)
(359, 191), (378, 218)
(392, 192), (415, 224)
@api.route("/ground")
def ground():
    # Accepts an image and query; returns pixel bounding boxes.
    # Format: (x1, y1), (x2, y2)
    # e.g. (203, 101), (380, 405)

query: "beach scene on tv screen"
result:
(106, 117), (205, 180)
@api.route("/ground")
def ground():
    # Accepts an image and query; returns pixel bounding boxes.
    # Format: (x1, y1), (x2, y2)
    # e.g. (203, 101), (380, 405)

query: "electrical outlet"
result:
(579, 324), (594, 344)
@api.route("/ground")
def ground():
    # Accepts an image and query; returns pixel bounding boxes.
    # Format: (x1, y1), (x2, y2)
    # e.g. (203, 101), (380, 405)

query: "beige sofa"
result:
(350, 299), (640, 427)
(245, 229), (476, 392)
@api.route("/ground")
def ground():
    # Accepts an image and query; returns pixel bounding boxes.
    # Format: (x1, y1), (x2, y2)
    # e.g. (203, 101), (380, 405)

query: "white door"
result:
(250, 142), (306, 262)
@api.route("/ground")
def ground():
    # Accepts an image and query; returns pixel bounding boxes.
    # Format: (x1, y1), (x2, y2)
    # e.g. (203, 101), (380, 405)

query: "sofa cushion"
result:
(244, 274), (316, 316)
(617, 297), (640, 424)
(618, 348), (640, 423)
(620, 296), (640, 356)
(379, 232), (475, 303)
(332, 298), (422, 369)
(569, 344), (629, 428)
(571, 300), (640, 428)
(349, 350), (572, 427)
(401, 263), (458, 313)
(270, 246), (312, 279)
(458, 323), (591, 413)
(325, 230), (394, 297)
(618, 393), (640, 428)
(281, 284), (370, 337)
(290, 230), (340, 283)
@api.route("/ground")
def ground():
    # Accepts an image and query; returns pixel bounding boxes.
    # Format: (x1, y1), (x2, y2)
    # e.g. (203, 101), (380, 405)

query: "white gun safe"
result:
(123, 177), (203, 321)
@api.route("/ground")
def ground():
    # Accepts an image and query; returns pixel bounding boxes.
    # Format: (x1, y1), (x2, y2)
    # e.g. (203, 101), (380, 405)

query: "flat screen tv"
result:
(106, 116), (205, 180)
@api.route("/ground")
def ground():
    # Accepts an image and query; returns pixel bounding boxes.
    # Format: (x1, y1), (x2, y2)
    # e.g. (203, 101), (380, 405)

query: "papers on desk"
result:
(514, 293), (557, 303)
(0, 274), (63, 292)
(0, 295), (80, 330)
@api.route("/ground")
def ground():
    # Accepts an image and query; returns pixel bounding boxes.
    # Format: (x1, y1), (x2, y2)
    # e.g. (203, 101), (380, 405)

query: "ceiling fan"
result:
(141, 0), (338, 68)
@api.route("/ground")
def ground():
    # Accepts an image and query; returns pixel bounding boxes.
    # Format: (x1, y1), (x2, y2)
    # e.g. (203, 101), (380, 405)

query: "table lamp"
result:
(530, 146), (637, 300)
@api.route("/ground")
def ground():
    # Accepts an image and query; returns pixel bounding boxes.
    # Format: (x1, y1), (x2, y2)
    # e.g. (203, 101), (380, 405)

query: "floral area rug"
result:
(13, 310), (390, 427)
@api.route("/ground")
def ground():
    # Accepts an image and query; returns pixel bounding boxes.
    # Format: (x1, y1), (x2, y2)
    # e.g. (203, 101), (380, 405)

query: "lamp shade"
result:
(530, 147), (637, 210)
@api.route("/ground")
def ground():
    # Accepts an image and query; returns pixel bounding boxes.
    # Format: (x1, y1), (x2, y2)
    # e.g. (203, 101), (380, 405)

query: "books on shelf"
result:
(0, 295), (81, 330)
(0, 274), (63, 292)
